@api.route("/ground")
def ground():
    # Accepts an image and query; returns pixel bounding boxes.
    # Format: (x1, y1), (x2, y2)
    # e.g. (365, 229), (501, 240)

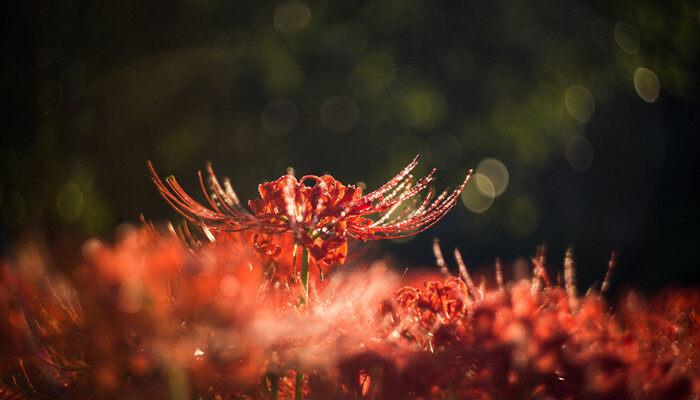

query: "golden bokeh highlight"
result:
(393, 84), (446, 128)
(395, 89), (431, 126)
(263, 51), (305, 96)
(564, 85), (595, 123)
(462, 173), (495, 213)
(56, 182), (85, 222)
(614, 22), (640, 54)
(565, 135), (594, 172)
(476, 158), (509, 197)
(634, 67), (661, 103)
(273, 0), (311, 33)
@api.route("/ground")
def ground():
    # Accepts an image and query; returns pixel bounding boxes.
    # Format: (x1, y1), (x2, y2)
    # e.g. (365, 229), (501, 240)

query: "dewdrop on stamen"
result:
(432, 238), (449, 276)
(454, 248), (479, 300)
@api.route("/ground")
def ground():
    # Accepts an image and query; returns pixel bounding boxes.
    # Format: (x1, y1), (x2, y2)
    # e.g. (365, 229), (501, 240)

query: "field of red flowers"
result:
(1, 160), (698, 399)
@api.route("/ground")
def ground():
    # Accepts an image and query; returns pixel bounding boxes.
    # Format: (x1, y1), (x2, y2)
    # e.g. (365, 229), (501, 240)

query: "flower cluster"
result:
(386, 273), (700, 399)
(1, 230), (698, 399)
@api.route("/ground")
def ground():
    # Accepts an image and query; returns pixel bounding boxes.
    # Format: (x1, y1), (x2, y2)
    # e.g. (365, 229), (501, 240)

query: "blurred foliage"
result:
(1, 0), (699, 287)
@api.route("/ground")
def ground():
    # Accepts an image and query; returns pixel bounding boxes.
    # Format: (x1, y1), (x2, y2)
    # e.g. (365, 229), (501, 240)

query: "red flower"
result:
(148, 156), (471, 267)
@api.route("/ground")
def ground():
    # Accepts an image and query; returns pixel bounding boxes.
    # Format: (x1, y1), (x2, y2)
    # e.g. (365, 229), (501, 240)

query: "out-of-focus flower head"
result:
(148, 156), (472, 268)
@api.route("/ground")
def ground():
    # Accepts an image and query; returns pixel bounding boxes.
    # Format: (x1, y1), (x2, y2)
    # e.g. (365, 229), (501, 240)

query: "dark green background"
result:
(2, 0), (699, 292)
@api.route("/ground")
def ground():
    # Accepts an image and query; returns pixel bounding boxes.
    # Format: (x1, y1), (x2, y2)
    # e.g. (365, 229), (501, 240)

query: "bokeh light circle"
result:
(614, 22), (640, 54)
(56, 182), (84, 222)
(321, 96), (360, 133)
(462, 173), (495, 213)
(564, 85), (595, 123)
(395, 89), (432, 127)
(565, 135), (594, 172)
(261, 99), (299, 137)
(633, 67), (660, 103)
(476, 158), (509, 197)
(273, 0), (311, 33)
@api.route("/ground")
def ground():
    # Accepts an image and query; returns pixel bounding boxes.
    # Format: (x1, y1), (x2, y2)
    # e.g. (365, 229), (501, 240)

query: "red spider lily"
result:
(147, 156), (472, 267)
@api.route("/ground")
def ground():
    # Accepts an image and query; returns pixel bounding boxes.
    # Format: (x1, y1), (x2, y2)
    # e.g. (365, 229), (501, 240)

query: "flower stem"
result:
(295, 247), (310, 400)
(300, 246), (309, 303)
(295, 370), (304, 400)
(267, 372), (279, 400)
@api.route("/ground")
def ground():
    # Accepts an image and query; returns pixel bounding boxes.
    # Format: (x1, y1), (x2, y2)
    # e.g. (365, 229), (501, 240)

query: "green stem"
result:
(295, 369), (304, 400)
(300, 246), (309, 303)
(267, 372), (279, 400)
(295, 247), (310, 400)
